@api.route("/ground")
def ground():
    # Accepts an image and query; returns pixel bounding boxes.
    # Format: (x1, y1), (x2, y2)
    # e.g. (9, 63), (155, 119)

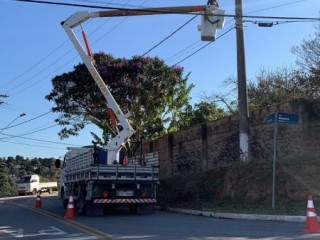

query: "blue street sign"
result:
(267, 112), (299, 124)
(267, 113), (276, 124)
(278, 112), (299, 124)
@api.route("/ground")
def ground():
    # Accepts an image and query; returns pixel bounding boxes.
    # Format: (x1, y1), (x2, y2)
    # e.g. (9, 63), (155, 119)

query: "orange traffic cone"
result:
(64, 194), (76, 220)
(34, 191), (42, 208)
(305, 195), (320, 233)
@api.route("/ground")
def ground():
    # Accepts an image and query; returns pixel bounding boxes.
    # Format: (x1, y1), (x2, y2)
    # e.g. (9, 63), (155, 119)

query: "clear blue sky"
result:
(1, 0), (319, 159)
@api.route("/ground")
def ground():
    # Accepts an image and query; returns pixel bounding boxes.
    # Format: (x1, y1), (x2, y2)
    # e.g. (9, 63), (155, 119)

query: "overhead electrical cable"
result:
(141, 15), (198, 56)
(0, 125), (58, 140)
(165, 0), (315, 66)
(89, 0), (150, 46)
(172, 26), (236, 67)
(0, 131), (82, 147)
(10, 0), (319, 96)
(0, 41), (68, 89)
(247, 0), (308, 15)
(0, 139), (68, 150)
(165, 41), (204, 63)
(6, 49), (77, 95)
(8, 0), (145, 96)
(14, 0), (320, 21)
(0, 111), (52, 130)
(73, 0), (141, 9)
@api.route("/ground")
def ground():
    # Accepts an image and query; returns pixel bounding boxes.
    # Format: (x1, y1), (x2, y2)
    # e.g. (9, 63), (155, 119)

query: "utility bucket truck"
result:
(58, 5), (224, 216)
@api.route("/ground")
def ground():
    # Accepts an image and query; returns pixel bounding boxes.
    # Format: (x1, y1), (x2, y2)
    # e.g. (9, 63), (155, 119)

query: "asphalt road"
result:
(1, 193), (319, 240)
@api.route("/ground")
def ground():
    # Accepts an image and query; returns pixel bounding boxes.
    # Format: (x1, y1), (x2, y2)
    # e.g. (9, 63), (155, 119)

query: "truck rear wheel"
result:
(32, 189), (37, 195)
(63, 199), (68, 209)
(48, 188), (53, 194)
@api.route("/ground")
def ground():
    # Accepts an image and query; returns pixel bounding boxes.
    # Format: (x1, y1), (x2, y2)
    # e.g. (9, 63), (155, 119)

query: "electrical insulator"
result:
(198, 5), (225, 41)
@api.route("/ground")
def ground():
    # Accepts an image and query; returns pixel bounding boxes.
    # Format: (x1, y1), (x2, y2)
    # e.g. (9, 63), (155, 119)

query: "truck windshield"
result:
(18, 176), (31, 183)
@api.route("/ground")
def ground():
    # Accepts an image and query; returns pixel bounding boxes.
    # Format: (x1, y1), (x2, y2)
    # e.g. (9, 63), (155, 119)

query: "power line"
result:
(9, 0), (318, 96)
(247, 0), (308, 15)
(89, 0), (150, 49)
(73, 0), (144, 9)
(0, 41), (68, 90)
(0, 111), (52, 130)
(245, 19), (316, 28)
(0, 131), (81, 147)
(141, 15), (198, 56)
(7, 1), (317, 100)
(172, 26), (236, 67)
(15, 0), (320, 22)
(0, 139), (67, 150)
(165, 0), (316, 66)
(14, 0), (200, 15)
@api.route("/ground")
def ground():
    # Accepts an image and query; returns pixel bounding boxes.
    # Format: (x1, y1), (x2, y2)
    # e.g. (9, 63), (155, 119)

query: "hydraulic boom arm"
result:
(61, 12), (135, 164)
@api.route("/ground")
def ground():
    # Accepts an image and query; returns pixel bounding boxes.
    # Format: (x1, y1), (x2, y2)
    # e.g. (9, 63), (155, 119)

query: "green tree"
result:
(291, 24), (320, 99)
(0, 163), (17, 197)
(46, 53), (193, 145)
(211, 66), (308, 111)
(172, 101), (226, 130)
(247, 66), (304, 108)
(190, 101), (226, 125)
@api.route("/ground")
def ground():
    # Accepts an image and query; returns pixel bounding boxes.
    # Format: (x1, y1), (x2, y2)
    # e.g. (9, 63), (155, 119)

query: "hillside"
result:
(158, 158), (320, 215)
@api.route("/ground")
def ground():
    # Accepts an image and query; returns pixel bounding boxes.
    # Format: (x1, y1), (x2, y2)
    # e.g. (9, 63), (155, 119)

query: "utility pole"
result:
(235, 0), (249, 162)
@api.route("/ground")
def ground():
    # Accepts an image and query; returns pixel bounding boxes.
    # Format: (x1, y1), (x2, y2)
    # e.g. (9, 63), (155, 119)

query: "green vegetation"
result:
(158, 159), (320, 216)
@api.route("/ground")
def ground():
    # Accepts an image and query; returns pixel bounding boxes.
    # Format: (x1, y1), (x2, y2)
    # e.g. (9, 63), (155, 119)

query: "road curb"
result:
(160, 207), (307, 222)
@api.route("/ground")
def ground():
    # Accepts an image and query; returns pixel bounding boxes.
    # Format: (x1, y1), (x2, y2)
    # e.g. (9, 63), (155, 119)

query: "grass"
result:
(160, 198), (311, 216)
(158, 159), (320, 216)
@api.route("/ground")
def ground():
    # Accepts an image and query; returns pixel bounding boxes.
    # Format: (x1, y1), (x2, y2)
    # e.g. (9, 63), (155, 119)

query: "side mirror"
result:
(55, 159), (61, 168)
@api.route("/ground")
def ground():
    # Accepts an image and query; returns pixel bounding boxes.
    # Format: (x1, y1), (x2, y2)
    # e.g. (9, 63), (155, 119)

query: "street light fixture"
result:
(0, 113), (27, 134)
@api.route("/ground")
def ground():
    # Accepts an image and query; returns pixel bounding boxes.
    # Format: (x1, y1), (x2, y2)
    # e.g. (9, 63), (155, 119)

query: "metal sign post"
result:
(272, 112), (278, 210)
(267, 112), (299, 210)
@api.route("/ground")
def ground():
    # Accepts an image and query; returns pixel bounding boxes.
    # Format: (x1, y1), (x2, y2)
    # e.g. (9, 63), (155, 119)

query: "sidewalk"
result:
(162, 207), (307, 222)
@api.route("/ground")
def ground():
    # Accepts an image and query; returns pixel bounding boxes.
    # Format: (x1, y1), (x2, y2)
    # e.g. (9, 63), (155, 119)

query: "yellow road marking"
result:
(8, 202), (113, 239)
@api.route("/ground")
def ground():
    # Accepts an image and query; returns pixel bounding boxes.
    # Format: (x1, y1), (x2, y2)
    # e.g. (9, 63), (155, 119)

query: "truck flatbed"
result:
(64, 164), (159, 182)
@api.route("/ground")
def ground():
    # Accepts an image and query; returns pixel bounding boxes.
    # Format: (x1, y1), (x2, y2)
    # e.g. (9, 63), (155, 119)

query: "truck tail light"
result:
(102, 191), (109, 198)
(141, 191), (148, 198)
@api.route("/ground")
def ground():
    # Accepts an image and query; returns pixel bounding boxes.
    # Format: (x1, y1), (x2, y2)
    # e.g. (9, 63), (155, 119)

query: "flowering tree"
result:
(46, 53), (193, 145)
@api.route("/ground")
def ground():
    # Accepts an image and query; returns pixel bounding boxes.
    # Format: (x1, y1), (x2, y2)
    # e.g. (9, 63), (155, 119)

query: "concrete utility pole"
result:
(235, 0), (249, 162)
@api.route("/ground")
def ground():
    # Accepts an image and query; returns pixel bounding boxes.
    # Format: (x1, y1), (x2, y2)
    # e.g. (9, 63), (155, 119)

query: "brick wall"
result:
(141, 99), (320, 179)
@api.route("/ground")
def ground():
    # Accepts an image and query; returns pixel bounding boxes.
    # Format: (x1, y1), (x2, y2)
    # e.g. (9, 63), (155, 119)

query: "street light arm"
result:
(0, 113), (27, 134)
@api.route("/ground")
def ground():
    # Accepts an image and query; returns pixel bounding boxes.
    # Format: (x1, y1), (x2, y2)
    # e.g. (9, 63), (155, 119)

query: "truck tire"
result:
(48, 188), (53, 194)
(32, 189), (37, 195)
(60, 188), (68, 209)
(63, 199), (68, 209)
